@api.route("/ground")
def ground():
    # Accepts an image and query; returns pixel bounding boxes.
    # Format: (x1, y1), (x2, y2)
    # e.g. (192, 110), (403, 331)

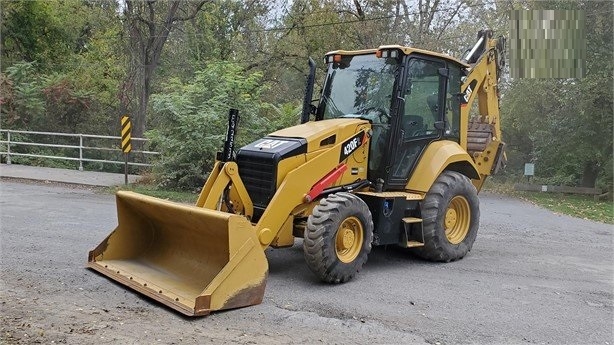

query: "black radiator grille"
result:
(237, 154), (277, 210)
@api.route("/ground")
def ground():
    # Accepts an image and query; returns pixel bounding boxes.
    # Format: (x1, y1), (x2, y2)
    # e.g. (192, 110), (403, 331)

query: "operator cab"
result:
(316, 46), (467, 190)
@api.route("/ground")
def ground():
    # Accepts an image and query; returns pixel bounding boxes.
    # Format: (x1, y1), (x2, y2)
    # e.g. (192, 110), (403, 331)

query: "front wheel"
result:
(303, 192), (374, 283)
(412, 171), (480, 262)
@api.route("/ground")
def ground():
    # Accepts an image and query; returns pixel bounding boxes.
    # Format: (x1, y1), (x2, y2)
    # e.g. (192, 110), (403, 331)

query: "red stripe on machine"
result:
(304, 164), (348, 202)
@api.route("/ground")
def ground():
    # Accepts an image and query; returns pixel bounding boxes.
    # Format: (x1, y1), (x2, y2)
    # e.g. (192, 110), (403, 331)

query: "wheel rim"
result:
(444, 196), (471, 244)
(335, 216), (363, 263)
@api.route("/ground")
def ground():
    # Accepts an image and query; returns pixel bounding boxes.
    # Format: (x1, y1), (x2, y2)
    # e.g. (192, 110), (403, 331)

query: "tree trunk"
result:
(132, 68), (152, 139)
(121, 0), (208, 140)
(580, 161), (599, 188)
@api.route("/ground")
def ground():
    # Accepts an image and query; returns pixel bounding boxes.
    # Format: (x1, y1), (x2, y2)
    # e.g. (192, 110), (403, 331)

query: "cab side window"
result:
(402, 58), (444, 139)
(446, 64), (462, 140)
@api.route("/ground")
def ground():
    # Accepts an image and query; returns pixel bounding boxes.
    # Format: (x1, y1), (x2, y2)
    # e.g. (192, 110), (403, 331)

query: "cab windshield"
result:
(319, 54), (399, 122)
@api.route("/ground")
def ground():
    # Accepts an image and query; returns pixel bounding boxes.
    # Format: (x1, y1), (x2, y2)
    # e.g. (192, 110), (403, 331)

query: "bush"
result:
(148, 62), (297, 190)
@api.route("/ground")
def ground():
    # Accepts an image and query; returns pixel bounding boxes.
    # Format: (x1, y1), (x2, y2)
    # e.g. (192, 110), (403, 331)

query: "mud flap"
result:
(88, 191), (268, 316)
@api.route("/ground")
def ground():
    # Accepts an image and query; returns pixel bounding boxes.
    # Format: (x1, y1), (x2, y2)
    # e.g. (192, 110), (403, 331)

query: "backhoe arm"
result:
(460, 30), (506, 190)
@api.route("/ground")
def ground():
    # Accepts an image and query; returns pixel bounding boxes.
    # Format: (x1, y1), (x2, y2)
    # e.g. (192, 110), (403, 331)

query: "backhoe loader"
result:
(88, 30), (506, 316)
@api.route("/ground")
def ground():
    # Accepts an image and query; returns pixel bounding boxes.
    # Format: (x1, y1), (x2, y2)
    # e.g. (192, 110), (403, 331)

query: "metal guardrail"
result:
(0, 129), (159, 171)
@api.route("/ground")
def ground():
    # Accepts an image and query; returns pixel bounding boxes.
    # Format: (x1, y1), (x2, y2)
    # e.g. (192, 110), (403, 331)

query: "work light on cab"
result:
(375, 48), (401, 59)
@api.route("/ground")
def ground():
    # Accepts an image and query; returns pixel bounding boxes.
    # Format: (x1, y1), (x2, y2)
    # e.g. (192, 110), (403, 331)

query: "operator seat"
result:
(427, 93), (439, 121)
(403, 115), (425, 138)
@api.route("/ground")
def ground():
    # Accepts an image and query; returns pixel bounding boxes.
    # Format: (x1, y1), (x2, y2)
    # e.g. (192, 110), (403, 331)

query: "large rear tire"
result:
(303, 192), (374, 283)
(412, 171), (480, 262)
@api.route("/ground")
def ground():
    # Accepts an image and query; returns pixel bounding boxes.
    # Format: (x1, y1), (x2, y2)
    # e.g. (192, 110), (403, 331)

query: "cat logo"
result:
(462, 79), (477, 105)
(463, 84), (473, 103)
(254, 139), (288, 150)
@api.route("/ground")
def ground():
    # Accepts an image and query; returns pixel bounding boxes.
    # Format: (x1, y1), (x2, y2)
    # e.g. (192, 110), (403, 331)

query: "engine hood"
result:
(268, 118), (370, 153)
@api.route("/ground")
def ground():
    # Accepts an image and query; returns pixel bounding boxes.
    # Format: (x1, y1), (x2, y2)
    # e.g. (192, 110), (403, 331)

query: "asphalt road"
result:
(1, 180), (612, 344)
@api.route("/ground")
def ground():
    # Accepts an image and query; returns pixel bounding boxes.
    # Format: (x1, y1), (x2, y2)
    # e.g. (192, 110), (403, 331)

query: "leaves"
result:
(0, 0), (610, 193)
(148, 62), (295, 189)
(1, 62), (45, 126)
(521, 192), (614, 224)
(501, 1), (613, 190)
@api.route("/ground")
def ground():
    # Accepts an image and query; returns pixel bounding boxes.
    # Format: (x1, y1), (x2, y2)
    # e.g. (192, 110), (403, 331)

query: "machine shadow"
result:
(265, 240), (441, 286)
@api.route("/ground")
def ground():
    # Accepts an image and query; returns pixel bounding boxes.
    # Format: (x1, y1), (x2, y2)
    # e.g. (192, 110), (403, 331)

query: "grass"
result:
(483, 180), (613, 224)
(517, 192), (613, 224)
(105, 183), (198, 204)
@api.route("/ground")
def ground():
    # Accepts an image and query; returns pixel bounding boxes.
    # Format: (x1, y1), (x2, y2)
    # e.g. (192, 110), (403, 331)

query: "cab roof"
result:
(325, 44), (469, 68)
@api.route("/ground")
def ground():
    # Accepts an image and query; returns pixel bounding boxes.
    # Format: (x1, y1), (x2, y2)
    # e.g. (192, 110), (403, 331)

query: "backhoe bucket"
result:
(88, 191), (268, 316)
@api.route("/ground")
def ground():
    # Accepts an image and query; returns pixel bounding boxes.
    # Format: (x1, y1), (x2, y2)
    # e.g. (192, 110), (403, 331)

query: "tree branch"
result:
(437, 1), (464, 40)
(172, 1), (209, 22)
(352, 0), (365, 20)
(424, 0), (440, 33)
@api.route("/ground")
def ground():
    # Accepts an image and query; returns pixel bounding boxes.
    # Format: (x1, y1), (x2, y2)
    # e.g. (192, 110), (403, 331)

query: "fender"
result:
(405, 140), (480, 193)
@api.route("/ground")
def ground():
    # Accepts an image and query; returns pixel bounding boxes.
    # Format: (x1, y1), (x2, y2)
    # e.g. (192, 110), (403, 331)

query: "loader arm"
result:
(196, 161), (254, 220)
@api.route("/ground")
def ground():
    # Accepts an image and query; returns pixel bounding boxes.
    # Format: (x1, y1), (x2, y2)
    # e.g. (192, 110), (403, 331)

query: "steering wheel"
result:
(358, 107), (390, 124)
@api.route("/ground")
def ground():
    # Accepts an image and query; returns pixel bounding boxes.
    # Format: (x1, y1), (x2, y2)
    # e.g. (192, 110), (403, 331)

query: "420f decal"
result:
(339, 131), (366, 162)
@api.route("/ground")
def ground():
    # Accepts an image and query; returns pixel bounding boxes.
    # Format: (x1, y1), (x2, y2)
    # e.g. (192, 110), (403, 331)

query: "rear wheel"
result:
(412, 171), (480, 262)
(303, 192), (374, 283)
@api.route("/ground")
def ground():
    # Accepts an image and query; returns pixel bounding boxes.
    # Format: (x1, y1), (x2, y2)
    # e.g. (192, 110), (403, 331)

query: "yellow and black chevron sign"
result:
(121, 116), (132, 153)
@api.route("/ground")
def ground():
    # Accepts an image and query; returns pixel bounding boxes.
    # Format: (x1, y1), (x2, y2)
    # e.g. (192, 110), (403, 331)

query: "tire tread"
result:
(303, 192), (373, 283)
(412, 171), (480, 262)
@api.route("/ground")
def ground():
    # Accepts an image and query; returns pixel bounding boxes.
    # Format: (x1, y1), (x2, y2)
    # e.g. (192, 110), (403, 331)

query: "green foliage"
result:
(177, 0), (269, 64)
(1, 62), (46, 126)
(1, 0), (124, 136)
(0, 0), (610, 192)
(108, 184), (198, 204)
(0, 0), (112, 71)
(501, 1), (613, 189)
(519, 192), (613, 224)
(1, 63), (113, 134)
(41, 73), (93, 133)
(268, 102), (302, 129)
(1, 1), (70, 69)
(148, 62), (294, 189)
(484, 179), (613, 224)
(66, 19), (126, 135)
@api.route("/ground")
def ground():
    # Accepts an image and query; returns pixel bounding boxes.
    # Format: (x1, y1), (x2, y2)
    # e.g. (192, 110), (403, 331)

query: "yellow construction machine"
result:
(88, 30), (506, 316)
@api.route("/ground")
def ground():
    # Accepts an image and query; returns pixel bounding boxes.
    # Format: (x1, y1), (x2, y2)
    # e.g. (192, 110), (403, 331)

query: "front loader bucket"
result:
(88, 191), (268, 316)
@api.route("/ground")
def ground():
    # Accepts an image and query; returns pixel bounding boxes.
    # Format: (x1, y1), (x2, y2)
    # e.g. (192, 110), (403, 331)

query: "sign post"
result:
(121, 116), (132, 185)
(524, 163), (535, 183)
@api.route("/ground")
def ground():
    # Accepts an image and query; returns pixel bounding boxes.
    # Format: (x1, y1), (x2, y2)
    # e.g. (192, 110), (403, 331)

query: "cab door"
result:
(385, 56), (449, 189)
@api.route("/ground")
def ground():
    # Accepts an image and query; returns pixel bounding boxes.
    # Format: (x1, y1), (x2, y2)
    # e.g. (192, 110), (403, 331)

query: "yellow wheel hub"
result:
(444, 196), (470, 244)
(335, 216), (363, 263)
